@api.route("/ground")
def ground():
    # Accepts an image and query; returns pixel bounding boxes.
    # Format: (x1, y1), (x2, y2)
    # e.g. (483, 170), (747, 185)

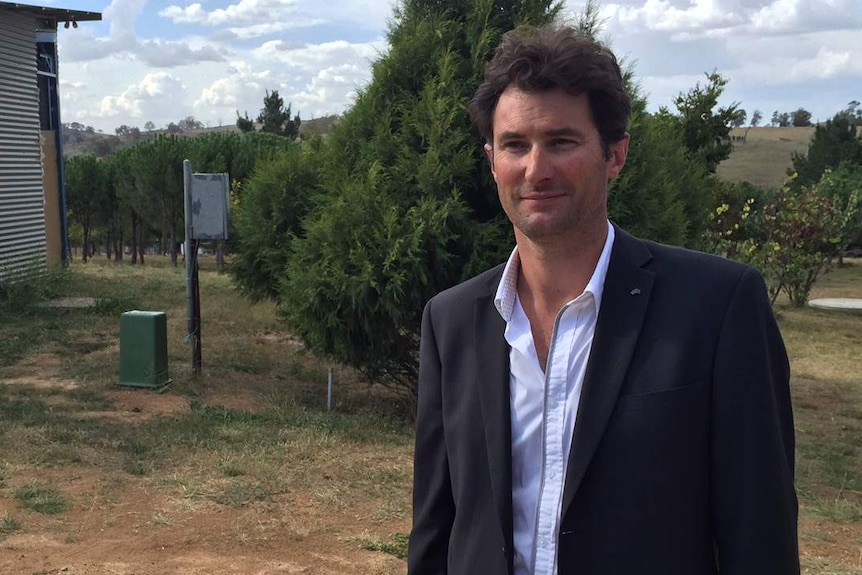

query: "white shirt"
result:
(493, 222), (615, 575)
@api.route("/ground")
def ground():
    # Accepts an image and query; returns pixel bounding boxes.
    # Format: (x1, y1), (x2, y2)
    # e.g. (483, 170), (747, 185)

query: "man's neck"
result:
(514, 222), (608, 369)
(515, 222), (608, 314)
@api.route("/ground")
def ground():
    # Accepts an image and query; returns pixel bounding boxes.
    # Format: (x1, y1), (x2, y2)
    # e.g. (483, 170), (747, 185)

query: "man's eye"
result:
(501, 141), (527, 150)
(551, 139), (578, 148)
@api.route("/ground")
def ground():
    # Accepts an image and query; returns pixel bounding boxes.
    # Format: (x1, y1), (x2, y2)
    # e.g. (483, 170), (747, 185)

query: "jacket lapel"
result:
(474, 285), (514, 569)
(561, 228), (655, 516)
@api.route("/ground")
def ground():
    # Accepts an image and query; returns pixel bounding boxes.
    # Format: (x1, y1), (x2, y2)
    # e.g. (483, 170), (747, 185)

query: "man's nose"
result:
(524, 145), (553, 183)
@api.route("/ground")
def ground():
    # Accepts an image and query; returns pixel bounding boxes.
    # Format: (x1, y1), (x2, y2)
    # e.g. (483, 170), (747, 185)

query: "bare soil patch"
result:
(0, 354), (410, 574)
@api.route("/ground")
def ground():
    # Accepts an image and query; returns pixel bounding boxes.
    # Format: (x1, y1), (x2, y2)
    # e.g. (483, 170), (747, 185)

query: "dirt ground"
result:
(2, 358), (861, 574)
(0, 359), (410, 575)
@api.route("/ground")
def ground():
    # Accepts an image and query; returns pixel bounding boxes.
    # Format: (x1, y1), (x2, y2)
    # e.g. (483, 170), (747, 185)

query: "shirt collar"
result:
(494, 221), (616, 322)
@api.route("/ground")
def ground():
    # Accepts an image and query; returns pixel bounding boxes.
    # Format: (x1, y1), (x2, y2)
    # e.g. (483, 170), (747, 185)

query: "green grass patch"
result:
(0, 511), (22, 536)
(357, 532), (409, 559)
(15, 482), (69, 514)
(213, 480), (273, 507)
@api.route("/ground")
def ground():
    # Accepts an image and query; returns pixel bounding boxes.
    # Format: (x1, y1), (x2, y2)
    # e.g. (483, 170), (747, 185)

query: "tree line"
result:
(64, 131), (294, 264)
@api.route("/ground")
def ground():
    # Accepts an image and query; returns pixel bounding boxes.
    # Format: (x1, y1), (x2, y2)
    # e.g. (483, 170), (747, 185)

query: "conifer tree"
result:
(281, 0), (562, 404)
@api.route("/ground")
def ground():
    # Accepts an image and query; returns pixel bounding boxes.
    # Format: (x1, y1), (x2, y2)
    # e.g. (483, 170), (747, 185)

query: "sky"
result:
(27, 0), (862, 134)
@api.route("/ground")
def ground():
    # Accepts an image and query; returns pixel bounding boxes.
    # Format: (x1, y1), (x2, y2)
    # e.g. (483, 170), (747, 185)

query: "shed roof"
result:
(0, 1), (102, 23)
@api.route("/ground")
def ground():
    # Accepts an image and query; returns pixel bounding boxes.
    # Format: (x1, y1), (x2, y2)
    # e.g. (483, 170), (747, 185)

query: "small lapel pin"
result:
(630, 288), (641, 296)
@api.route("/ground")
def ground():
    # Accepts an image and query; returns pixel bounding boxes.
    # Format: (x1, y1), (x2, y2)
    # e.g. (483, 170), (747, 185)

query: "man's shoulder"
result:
(427, 263), (505, 313)
(619, 229), (753, 281)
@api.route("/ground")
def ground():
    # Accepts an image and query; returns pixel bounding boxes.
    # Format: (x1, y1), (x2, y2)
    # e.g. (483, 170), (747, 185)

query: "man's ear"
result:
(484, 143), (496, 180)
(606, 133), (629, 181)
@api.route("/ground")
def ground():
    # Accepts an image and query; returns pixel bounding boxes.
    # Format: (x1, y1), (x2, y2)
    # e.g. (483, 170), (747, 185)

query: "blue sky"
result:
(26, 0), (862, 133)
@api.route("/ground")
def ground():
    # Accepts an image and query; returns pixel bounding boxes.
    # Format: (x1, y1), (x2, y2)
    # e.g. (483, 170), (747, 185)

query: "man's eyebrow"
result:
(497, 130), (524, 141)
(496, 127), (584, 140)
(545, 127), (583, 138)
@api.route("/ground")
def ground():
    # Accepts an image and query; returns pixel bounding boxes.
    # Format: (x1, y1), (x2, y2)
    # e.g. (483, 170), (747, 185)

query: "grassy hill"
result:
(716, 126), (815, 190)
(62, 115), (341, 158)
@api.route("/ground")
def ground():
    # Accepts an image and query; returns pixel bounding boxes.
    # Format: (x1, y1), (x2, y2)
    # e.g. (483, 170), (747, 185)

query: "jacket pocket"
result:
(614, 382), (708, 413)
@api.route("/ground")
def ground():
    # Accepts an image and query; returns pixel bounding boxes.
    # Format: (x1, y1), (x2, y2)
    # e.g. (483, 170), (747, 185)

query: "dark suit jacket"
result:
(408, 227), (799, 574)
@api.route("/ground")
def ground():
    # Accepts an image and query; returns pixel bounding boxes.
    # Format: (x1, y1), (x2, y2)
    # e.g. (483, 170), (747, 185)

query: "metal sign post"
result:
(183, 160), (202, 374)
(183, 160), (231, 377)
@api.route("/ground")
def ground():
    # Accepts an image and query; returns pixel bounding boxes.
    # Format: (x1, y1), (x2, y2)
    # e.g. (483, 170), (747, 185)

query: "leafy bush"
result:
(231, 144), (321, 299)
(713, 173), (860, 306)
(281, 174), (466, 404)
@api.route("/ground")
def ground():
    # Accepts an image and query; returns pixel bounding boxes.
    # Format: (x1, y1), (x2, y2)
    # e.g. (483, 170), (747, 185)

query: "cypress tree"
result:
(281, 0), (562, 404)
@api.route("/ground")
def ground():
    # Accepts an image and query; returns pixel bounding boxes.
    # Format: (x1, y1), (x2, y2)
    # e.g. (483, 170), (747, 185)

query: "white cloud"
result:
(161, 0), (392, 33)
(788, 47), (851, 80)
(103, 0), (147, 38)
(160, 0), (299, 26)
(59, 79), (86, 89)
(749, 0), (862, 34)
(292, 63), (373, 117)
(731, 46), (853, 85)
(50, 0), (862, 134)
(599, 0), (862, 40)
(225, 20), (325, 39)
(61, 33), (225, 67)
(159, 1), (207, 23)
(253, 39), (383, 73)
(59, 0), (226, 67)
(193, 61), (274, 121)
(93, 72), (187, 120)
(602, 0), (742, 34)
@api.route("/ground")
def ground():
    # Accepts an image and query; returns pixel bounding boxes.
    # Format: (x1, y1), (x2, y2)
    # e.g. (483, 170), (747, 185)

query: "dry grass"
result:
(779, 259), (862, 385)
(718, 126), (815, 190)
(1, 255), (861, 573)
(773, 259), (862, 573)
(0, 256), (413, 573)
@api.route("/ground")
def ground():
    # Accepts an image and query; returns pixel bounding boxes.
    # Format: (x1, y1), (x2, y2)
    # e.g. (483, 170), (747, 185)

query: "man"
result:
(408, 24), (799, 575)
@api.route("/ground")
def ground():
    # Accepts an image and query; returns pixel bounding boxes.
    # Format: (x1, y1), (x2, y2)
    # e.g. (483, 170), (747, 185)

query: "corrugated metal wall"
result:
(0, 9), (46, 281)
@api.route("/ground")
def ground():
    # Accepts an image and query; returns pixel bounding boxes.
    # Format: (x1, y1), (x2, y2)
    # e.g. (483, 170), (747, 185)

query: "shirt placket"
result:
(532, 302), (579, 575)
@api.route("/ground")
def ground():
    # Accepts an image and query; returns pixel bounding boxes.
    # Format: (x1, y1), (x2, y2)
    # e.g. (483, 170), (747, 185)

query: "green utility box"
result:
(119, 311), (170, 390)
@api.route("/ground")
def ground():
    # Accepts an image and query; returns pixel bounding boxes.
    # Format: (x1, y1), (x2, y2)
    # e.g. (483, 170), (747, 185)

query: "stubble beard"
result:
(510, 184), (604, 245)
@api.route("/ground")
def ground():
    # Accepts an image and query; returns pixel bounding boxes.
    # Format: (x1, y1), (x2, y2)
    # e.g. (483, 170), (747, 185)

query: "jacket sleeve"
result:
(710, 267), (800, 573)
(407, 298), (455, 574)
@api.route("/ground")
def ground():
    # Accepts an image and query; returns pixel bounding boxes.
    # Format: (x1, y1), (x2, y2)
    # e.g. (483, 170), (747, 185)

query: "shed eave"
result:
(0, 2), (102, 22)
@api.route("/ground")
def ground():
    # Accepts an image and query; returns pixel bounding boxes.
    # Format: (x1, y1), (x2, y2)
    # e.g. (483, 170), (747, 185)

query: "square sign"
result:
(191, 173), (230, 240)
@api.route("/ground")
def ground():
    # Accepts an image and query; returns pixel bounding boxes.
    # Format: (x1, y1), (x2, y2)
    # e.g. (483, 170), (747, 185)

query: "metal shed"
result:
(0, 1), (101, 280)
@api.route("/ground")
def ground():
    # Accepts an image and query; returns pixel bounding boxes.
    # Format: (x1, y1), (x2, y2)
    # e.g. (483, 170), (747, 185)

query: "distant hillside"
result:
(717, 126), (815, 190)
(61, 115), (341, 158)
(62, 128), (125, 158)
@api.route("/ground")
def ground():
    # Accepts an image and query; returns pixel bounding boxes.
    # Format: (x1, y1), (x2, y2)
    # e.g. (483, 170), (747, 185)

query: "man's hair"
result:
(469, 25), (631, 155)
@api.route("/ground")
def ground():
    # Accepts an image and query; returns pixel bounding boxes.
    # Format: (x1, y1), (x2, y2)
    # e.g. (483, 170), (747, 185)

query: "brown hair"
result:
(469, 25), (630, 156)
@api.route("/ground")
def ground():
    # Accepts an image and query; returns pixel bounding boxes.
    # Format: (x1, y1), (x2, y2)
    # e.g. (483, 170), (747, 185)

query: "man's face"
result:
(484, 87), (628, 245)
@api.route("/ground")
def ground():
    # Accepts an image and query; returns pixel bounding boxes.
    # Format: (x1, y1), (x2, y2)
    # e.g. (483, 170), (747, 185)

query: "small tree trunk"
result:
(216, 242), (225, 273)
(170, 226), (178, 267)
(82, 228), (90, 263)
(130, 211), (139, 264)
(138, 222), (146, 265)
